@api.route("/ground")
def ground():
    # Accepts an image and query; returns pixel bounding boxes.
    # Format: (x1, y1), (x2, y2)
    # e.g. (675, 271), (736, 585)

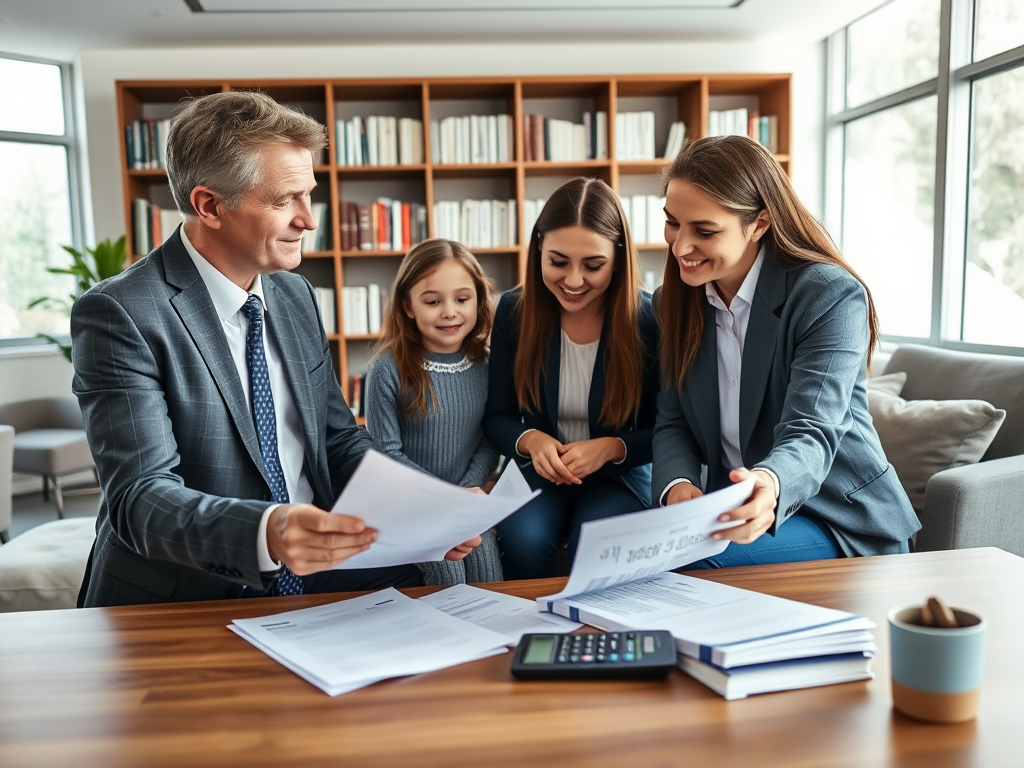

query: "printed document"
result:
(331, 451), (539, 569)
(539, 479), (753, 602)
(229, 588), (509, 696)
(420, 584), (581, 645)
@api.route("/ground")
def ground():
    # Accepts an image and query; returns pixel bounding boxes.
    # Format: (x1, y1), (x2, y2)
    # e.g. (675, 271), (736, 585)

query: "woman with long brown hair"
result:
(484, 177), (660, 579)
(655, 135), (919, 567)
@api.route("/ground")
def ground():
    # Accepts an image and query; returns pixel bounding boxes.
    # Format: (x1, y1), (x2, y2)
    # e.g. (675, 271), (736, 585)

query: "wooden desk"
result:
(0, 548), (1019, 767)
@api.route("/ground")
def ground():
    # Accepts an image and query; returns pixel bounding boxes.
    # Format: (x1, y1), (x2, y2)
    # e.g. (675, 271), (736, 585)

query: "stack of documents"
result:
(535, 483), (876, 699)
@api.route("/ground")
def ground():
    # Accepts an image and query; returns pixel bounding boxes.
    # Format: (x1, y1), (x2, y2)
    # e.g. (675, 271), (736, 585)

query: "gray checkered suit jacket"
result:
(652, 257), (921, 557)
(72, 228), (372, 606)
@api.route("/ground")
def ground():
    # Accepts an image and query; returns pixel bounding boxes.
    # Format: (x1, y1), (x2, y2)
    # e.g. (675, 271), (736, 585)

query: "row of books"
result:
(523, 111), (608, 162)
(521, 198), (547, 240)
(300, 202), (330, 253)
(125, 118), (171, 170)
(335, 116), (425, 167)
(131, 198), (184, 256)
(341, 283), (389, 337)
(708, 109), (780, 153)
(620, 194), (667, 246)
(338, 199), (428, 253)
(430, 114), (515, 165)
(433, 199), (518, 249)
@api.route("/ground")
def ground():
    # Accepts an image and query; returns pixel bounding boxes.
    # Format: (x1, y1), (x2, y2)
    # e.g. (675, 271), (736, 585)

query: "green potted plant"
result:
(29, 235), (128, 362)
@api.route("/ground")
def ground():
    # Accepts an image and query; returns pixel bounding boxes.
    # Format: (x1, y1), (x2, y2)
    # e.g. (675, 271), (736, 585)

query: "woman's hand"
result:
(519, 430), (581, 485)
(712, 468), (778, 545)
(444, 535), (482, 561)
(665, 481), (703, 506)
(559, 437), (624, 480)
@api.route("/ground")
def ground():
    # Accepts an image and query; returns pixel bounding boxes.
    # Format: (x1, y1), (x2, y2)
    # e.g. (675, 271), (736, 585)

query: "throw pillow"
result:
(867, 390), (1006, 515)
(866, 371), (907, 397)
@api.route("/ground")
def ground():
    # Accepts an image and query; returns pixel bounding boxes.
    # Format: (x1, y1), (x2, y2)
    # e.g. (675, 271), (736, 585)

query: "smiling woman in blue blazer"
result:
(654, 135), (920, 567)
(485, 177), (660, 579)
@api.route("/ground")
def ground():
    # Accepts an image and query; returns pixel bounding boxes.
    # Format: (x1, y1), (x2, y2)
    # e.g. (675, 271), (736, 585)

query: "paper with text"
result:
(419, 584), (581, 644)
(539, 479), (754, 602)
(330, 450), (539, 569)
(229, 588), (509, 696)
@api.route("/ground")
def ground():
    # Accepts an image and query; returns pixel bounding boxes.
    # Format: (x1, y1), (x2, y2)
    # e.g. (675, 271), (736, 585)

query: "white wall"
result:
(79, 39), (827, 243)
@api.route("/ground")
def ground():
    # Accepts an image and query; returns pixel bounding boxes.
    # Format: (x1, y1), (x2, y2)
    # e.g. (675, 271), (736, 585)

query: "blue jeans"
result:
(497, 465), (647, 580)
(681, 513), (841, 570)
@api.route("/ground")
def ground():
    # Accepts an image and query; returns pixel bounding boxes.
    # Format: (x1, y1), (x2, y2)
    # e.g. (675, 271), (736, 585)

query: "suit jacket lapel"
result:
(262, 277), (325, 496)
(689, 301), (722, 473)
(739, 258), (785, 459)
(163, 232), (265, 476)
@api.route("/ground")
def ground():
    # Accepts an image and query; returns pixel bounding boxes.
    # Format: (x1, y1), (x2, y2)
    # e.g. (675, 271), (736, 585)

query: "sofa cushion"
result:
(867, 391), (1006, 515)
(867, 371), (907, 397)
(0, 517), (95, 612)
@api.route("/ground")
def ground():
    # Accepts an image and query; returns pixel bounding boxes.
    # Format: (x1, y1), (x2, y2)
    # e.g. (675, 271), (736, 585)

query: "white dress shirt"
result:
(661, 246), (779, 504)
(180, 226), (313, 571)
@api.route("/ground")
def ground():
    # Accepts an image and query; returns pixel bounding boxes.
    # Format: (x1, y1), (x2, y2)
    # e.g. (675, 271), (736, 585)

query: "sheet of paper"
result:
(330, 450), (539, 569)
(548, 571), (864, 660)
(539, 479), (753, 601)
(230, 588), (510, 696)
(489, 459), (532, 499)
(419, 584), (581, 644)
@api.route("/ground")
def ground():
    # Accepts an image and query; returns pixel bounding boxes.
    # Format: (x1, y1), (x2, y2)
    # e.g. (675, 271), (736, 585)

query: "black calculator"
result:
(510, 630), (676, 680)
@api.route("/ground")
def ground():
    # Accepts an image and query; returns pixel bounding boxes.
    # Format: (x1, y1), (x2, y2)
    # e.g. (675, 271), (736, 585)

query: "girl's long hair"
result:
(515, 177), (644, 429)
(660, 135), (880, 388)
(374, 239), (494, 418)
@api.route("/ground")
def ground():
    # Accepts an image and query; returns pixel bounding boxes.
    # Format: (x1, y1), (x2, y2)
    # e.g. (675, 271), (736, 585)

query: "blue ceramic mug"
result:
(888, 604), (985, 723)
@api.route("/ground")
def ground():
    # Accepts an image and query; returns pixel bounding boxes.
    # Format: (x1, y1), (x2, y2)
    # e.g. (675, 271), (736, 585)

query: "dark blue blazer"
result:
(484, 287), (660, 506)
(652, 257), (921, 556)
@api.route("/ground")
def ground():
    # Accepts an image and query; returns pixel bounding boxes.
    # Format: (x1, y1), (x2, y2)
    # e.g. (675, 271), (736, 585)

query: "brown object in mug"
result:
(919, 596), (958, 628)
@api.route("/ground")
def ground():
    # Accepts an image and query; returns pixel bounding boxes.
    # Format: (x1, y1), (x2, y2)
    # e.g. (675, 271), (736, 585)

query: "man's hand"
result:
(519, 430), (581, 485)
(266, 504), (377, 576)
(559, 437), (623, 480)
(712, 468), (778, 545)
(444, 535), (482, 562)
(665, 481), (703, 506)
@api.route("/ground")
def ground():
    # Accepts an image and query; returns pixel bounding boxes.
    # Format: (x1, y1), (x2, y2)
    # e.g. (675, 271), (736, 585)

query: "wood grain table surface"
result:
(0, 547), (1019, 768)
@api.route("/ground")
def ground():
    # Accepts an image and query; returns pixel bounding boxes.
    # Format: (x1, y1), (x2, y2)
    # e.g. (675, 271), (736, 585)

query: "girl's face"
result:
(403, 259), (479, 354)
(663, 180), (770, 306)
(539, 225), (616, 317)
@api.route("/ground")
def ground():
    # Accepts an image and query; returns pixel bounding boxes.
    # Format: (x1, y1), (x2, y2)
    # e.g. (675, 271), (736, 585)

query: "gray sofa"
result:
(881, 344), (1024, 556)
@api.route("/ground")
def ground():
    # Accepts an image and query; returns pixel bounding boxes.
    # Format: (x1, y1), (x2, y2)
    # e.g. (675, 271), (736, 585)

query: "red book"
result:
(402, 203), (411, 251)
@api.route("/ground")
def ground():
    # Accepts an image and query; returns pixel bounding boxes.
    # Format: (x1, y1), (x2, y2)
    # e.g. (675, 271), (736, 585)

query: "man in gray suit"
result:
(73, 91), (476, 607)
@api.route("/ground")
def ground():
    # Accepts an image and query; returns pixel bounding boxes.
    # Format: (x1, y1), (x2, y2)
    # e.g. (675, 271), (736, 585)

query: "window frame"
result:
(826, 0), (1024, 357)
(0, 51), (85, 349)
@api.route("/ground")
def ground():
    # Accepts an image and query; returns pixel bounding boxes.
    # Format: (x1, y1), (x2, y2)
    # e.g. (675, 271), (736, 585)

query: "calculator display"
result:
(522, 635), (556, 664)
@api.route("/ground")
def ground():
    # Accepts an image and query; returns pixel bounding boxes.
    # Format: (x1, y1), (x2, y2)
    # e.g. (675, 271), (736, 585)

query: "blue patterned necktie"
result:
(243, 294), (304, 597)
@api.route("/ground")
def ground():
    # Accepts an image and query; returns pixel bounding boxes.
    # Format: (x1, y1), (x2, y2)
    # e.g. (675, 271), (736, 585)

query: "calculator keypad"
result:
(556, 632), (638, 664)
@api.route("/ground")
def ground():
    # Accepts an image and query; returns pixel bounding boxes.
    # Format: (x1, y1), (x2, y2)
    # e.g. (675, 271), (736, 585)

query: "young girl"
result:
(484, 177), (661, 580)
(655, 135), (920, 567)
(365, 238), (502, 585)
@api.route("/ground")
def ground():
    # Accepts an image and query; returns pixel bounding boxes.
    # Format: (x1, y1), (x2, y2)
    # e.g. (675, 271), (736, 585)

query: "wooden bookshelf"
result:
(116, 73), (791, 408)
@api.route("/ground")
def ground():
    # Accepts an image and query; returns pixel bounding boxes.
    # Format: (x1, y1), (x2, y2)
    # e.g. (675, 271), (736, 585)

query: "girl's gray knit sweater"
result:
(365, 349), (502, 585)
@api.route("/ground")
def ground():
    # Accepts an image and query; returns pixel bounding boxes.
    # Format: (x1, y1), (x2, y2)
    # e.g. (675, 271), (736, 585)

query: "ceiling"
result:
(0, 0), (888, 62)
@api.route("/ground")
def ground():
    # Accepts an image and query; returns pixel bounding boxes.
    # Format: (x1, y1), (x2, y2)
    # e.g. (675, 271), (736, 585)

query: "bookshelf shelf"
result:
(117, 72), (791, 406)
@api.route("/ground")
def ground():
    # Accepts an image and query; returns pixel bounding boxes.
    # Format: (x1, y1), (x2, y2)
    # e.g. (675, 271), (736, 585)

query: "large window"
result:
(0, 55), (80, 345)
(828, 0), (1024, 353)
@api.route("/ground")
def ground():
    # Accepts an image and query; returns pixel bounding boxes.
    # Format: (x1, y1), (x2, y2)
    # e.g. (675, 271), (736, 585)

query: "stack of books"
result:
(300, 202), (329, 253)
(523, 111), (607, 162)
(542, 571), (875, 700)
(341, 283), (388, 337)
(620, 194), (667, 245)
(125, 118), (171, 170)
(430, 114), (515, 165)
(132, 198), (184, 256)
(313, 287), (336, 334)
(336, 116), (424, 166)
(433, 199), (517, 248)
(339, 199), (427, 252)
(708, 108), (779, 153)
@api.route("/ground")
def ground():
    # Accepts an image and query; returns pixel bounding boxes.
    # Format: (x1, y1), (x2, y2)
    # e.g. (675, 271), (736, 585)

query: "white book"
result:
(366, 116), (379, 166)
(508, 199), (517, 246)
(678, 652), (874, 701)
(596, 111), (608, 160)
(486, 114), (498, 163)
(480, 199), (493, 249)
(133, 198), (150, 256)
(158, 207), (184, 246)
(614, 112), (626, 159)
(470, 114), (482, 164)
(572, 123), (587, 161)
(504, 115), (515, 162)
(314, 287), (337, 334)
(646, 196), (664, 246)
(341, 286), (356, 336)
(631, 195), (647, 244)
(367, 283), (382, 334)
(639, 111), (656, 160)
(413, 118), (425, 164)
(351, 285), (369, 336)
